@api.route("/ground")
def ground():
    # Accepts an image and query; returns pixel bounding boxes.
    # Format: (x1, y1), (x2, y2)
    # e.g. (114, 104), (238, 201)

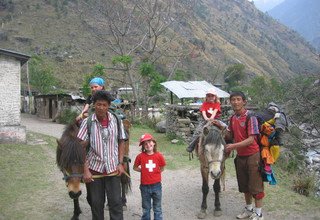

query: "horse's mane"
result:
(56, 121), (85, 170)
(199, 124), (226, 155)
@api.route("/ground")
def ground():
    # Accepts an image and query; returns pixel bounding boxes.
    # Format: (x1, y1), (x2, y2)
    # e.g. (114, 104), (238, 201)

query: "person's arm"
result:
(202, 110), (210, 121)
(208, 109), (218, 121)
(160, 166), (165, 172)
(225, 135), (255, 153)
(116, 139), (125, 175)
(76, 104), (90, 121)
(133, 165), (141, 172)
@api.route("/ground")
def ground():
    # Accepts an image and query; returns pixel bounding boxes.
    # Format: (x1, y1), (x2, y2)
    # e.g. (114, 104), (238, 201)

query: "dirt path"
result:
(20, 113), (317, 220)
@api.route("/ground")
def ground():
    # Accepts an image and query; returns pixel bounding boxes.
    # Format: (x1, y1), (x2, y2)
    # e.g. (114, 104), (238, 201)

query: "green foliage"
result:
(224, 63), (246, 90)
(292, 173), (316, 197)
(245, 76), (285, 108)
(29, 56), (58, 94)
(139, 61), (165, 96)
(82, 64), (106, 97)
(173, 69), (187, 81)
(283, 76), (320, 126)
(57, 108), (78, 124)
(112, 55), (133, 66)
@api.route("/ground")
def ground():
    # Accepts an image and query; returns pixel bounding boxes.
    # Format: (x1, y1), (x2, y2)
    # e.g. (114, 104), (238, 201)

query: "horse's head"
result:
(56, 122), (85, 199)
(200, 123), (226, 179)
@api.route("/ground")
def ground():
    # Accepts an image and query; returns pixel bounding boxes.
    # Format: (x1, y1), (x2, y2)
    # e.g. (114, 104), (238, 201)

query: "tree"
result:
(245, 76), (285, 108)
(29, 56), (58, 94)
(77, 0), (196, 117)
(139, 61), (165, 116)
(224, 63), (246, 91)
(283, 75), (320, 138)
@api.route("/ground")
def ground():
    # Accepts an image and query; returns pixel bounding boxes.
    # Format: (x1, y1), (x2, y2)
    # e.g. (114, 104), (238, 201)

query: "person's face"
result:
(94, 100), (109, 118)
(206, 94), (216, 102)
(90, 84), (104, 94)
(143, 140), (155, 153)
(230, 95), (246, 112)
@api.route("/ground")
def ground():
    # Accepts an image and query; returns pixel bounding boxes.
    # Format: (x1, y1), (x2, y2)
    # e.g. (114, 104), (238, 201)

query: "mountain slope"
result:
(268, 0), (320, 52)
(0, 0), (319, 91)
(252, 0), (285, 12)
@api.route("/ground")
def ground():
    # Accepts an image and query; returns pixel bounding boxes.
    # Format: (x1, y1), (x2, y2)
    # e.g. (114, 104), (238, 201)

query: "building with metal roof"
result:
(160, 81), (229, 103)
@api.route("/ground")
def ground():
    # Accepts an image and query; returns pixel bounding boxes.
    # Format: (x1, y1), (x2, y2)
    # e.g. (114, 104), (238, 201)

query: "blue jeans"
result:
(140, 182), (163, 220)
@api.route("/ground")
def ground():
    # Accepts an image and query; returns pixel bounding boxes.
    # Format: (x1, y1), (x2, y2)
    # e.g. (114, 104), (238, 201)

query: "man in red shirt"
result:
(216, 91), (264, 220)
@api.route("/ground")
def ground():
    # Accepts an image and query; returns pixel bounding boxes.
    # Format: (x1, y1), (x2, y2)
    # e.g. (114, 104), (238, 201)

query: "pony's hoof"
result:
(214, 210), (222, 217)
(197, 210), (207, 219)
(122, 205), (127, 211)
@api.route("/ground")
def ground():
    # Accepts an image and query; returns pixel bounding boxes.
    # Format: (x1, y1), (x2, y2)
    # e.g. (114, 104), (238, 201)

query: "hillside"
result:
(0, 0), (319, 92)
(268, 0), (320, 52)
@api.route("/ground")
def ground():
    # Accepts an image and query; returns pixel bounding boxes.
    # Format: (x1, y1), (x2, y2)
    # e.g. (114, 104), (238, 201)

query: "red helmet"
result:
(139, 133), (155, 146)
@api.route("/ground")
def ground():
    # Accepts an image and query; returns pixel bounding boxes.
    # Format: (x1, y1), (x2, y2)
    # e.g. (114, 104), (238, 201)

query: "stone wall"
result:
(165, 105), (195, 141)
(0, 55), (21, 126)
(0, 55), (26, 143)
(165, 104), (232, 142)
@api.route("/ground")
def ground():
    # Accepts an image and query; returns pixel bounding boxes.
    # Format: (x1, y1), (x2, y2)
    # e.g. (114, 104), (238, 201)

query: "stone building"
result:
(0, 48), (30, 144)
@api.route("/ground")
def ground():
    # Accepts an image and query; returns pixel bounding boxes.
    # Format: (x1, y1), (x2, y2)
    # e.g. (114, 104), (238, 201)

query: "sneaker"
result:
(236, 207), (253, 219)
(249, 212), (264, 220)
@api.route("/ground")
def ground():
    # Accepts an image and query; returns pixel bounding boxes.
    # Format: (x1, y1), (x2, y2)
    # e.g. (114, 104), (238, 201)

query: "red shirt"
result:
(200, 102), (221, 118)
(134, 152), (166, 185)
(228, 110), (260, 156)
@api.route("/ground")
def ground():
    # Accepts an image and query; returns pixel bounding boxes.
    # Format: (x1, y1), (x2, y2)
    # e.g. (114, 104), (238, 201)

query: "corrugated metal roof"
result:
(0, 48), (30, 65)
(160, 80), (230, 99)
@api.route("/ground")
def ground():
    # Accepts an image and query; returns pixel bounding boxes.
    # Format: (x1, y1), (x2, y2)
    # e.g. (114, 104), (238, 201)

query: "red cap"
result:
(139, 133), (155, 146)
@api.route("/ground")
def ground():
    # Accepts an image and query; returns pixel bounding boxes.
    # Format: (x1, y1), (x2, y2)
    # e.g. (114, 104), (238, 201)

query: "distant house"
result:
(34, 93), (86, 120)
(0, 48), (30, 144)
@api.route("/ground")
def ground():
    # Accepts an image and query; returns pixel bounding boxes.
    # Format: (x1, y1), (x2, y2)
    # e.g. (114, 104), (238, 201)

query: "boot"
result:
(186, 137), (199, 153)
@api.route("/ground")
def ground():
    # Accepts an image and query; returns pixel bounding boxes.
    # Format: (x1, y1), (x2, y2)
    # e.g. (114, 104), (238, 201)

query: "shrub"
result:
(292, 173), (316, 197)
(57, 109), (78, 124)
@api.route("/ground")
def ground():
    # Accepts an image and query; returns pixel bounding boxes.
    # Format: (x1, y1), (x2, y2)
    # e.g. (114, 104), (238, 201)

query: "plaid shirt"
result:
(77, 112), (127, 174)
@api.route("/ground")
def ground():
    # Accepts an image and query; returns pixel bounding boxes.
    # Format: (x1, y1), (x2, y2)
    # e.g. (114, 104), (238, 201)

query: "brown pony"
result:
(196, 122), (226, 219)
(56, 119), (132, 220)
(56, 121), (84, 220)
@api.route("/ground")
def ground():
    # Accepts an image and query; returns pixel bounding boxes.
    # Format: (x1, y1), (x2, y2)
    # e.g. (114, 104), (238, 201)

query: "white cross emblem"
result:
(207, 108), (214, 115)
(145, 160), (156, 172)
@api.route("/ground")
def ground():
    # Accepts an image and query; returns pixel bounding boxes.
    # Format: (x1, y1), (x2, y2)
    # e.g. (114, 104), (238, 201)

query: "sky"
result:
(248, 0), (285, 12)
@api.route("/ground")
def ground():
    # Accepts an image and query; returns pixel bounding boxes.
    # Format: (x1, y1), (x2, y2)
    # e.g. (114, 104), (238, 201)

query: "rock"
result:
(312, 156), (320, 163)
(171, 139), (179, 144)
(155, 120), (166, 133)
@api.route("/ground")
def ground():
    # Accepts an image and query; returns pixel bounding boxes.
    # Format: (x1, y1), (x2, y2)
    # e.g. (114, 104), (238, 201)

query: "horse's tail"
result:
(121, 156), (132, 194)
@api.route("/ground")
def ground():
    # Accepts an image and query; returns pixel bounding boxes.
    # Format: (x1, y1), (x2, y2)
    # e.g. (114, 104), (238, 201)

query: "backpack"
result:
(230, 105), (288, 185)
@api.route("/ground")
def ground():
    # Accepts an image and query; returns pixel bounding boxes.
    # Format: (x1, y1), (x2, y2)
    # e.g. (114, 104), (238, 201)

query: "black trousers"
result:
(86, 176), (123, 220)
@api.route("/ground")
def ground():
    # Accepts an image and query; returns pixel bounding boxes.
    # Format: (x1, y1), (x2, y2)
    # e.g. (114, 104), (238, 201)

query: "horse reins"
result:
(63, 169), (131, 181)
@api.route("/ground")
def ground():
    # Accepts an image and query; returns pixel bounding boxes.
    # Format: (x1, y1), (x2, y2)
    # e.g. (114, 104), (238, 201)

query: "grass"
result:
(0, 132), (71, 220)
(130, 124), (199, 170)
(1, 125), (320, 219)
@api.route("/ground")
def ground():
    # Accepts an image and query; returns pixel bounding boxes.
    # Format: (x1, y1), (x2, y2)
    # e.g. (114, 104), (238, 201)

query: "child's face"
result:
(143, 140), (155, 153)
(230, 95), (246, 112)
(90, 84), (104, 94)
(206, 94), (216, 102)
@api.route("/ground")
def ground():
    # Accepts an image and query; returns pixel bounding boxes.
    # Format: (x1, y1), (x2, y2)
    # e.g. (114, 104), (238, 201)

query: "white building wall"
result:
(0, 55), (21, 126)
